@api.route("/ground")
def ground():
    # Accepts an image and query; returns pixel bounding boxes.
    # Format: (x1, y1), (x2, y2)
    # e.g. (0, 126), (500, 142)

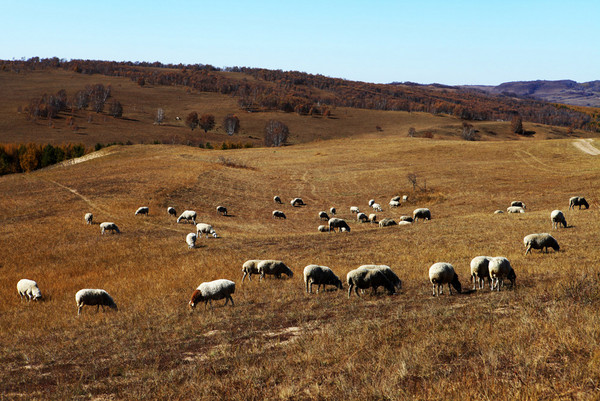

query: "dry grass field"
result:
(1, 133), (600, 400)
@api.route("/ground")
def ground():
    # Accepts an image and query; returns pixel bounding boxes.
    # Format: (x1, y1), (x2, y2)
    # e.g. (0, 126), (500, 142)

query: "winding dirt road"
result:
(573, 138), (600, 155)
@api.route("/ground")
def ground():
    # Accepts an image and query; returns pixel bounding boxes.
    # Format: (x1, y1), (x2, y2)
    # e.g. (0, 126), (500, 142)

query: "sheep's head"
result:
(189, 290), (203, 309)
(508, 269), (517, 287)
(451, 273), (462, 294)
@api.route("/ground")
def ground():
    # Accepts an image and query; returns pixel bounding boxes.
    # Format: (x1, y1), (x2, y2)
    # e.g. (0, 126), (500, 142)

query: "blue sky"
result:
(2, 0), (598, 85)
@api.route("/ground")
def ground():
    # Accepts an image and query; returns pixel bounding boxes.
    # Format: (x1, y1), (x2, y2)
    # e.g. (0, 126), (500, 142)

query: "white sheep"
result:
(429, 262), (462, 296)
(100, 222), (120, 234)
(274, 195), (282, 204)
(177, 210), (197, 224)
(470, 256), (492, 290)
(186, 232), (197, 249)
(291, 197), (305, 207)
(357, 212), (369, 223)
(328, 218), (351, 232)
(390, 196), (401, 203)
(397, 221), (412, 226)
(350, 206), (360, 214)
(84, 212), (93, 225)
(402, 195), (408, 202)
(216, 206), (228, 216)
(330, 207), (336, 215)
(17, 279), (42, 301)
(167, 207), (177, 217)
(551, 210), (567, 229)
(507, 206), (525, 214)
(346, 267), (395, 298)
(304, 265), (343, 293)
(511, 201), (526, 209)
(272, 210), (286, 219)
(75, 289), (118, 315)
(399, 216), (413, 223)
(242, 260), (263, 282)
(413, 208), (431, 222)
(360, 265), (402, 292)
(318, 225), (330, 232)
(257, 260), (294, 280)
(196, 223), (217, 238)
(378, 218), (397, 227)
(368, 213), (377, 223)
(524, 233), (560, 255)
(135, 206), (149, 216)
(371, 203), (383, 212)
(569, 196), (589, 210)
(389, 200), (400, 208)
(318, 211), (329, 221)
(189, 279), (235, 309)
(488, 257), (516, 291)
(368, 199), (375, 207)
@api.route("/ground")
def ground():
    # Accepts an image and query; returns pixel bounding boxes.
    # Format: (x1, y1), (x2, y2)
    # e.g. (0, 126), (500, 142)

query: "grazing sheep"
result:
(328, 218), (351, 233)
(318, 225), (330, 232)
(186, 233), (197, 249)
(429, 262), (462, 296)
(272, 210), (286, 219)
(507, 206), (525, 214)
(75, 289), (117, 315)
(399, 216), (413, 223)
(368, 213), (377, 223)
(371, 203), (383, 212)
(402, 195), (408, 202)
(378, 218), (397, 227)
(291, 197), (305, 207)
(196, 223), (217, 238)
(391, 196), (401, 203)
(17, 279), (42, 301)
(511, 201), (526, 209)
(177, 210), (197, 224)
(242, 260), (262, 282)
(216, 206), (228, 216)
(569, 196), (589, 210)
(346, 267), (395, 298)
(413, 208), (431, 222)
(189, 279), (235, 309)
(368, 199), (375, 207)
(361, 265), (402, 292)
(488, 257), (516, 291)
(100, 222), (120, 234)
(304, 265), (343, 293)
(524, 233), (560, 255)
(318, 211), (329, 221)
(167, 207), (177, 217)
(135, 206), (149, 216)
(274, 196), (282, 204)
(84, 212), (93, 225)
(350, 206), (360, 214)
(357, 212), (369, 223)
(397, 221), (412, 226)
(494, 210), (504, 214)
(257, 260), (293, 280)
(470, 256), (492, 290)
(330, 207), (336, 215)
(389, 200), (400, 208)
(551, 210), (567, 229)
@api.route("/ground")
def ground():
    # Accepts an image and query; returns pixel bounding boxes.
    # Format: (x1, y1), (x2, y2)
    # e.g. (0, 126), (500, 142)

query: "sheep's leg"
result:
(78, 305), (83, 315)
(448, 283), (453, 296)
(525, 245), (531, 255)
(348, 284), (354, 298)
(472, 275), (477, 290)
(439, 284), (443, 295)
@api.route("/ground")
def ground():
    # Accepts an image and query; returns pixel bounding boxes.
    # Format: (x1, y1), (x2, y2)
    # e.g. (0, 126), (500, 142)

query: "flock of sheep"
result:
(16, 193), (590, 312)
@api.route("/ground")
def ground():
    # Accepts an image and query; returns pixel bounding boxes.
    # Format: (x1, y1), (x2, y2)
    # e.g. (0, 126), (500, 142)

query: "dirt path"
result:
(573, 139), (600, 155)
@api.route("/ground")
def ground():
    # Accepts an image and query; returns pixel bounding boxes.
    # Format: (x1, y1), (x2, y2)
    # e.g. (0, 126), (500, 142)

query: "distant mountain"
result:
(463, 80), (600, 107)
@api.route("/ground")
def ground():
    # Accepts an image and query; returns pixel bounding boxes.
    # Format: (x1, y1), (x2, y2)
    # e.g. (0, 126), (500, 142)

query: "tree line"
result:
(0, 143), (88, 175)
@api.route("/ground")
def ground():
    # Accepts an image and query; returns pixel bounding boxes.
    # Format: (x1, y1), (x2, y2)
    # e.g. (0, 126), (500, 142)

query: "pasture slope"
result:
(1, 135), (600, 399)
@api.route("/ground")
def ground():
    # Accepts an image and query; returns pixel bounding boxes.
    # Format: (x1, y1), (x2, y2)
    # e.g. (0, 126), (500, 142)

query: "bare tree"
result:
(199, 113), (215, 133)
(155, 108), (165, 125)
(223, 114), (240, 136)
(407, 173), (418, 190)
(461, 122), (477, 141)
(264, 120), (289, 147)
(511, 115), (523, 134)
(109, 100), (123, 118)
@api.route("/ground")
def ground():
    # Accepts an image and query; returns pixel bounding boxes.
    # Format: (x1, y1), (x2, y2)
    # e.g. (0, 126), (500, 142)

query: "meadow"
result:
(1, 134), (600, 400)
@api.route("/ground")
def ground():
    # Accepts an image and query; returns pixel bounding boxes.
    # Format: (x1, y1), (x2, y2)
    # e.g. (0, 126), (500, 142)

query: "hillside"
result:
(1, 135), (600, 399)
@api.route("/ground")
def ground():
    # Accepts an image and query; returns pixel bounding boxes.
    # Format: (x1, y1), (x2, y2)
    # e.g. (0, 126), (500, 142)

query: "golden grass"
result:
(1, 135), (600, 399)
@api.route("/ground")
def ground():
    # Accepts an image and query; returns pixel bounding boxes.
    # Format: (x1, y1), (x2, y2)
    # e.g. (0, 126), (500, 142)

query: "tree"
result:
(155, 108), (165, 125)
(185, 111), (199, 131)
(109, 100), (123, 118)
(461, 122), (477, 141)
(199, 113), (215, 133)
(511, 115), (523, 134)
(264, 119), (289, 147)
(223, 114), (240, 136)
(408, 127), (416, 137)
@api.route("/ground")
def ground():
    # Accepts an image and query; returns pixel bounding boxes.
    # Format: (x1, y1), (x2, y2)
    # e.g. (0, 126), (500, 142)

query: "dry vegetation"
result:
(1, 134), (600, 399)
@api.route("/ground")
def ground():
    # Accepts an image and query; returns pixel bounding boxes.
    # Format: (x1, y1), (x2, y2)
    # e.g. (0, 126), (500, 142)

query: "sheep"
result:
(272, 210), (286, 219)
(397, 221), (412, 226)
(318, 225), (330, 232)
(402, 195), (408, 202)
(135, 206), (149, 216)
(257, 260), (293, 280)
(470, 256), (492, 290)
(429, 262), (462, 296)
(167, 207), (177, 217)
(241, 259), (263, 282)
(274, 196), (282, 204)
(318, 211), (329, 221)
(569, 196), (589, 210)
(189, 279), (235, 309)
(84, 212), (93, 225)
(494, 210), (504, 214)
(551, 210), (567, 229)
(350, 206), (360, 214)
(371, 203), (383, 212)
(100, 222), (120, 234)
(328, 218), (351, 233)
(511, 201), (526, 209)
(196, 223), (217, 238)
(368, 213), (377, 223)
(488, 257), (516, 291)
(346, 267), (395, 298)
(507, 206), (525, 214)
(524, 233), (560, 255)
(368, 199), (376, 207)
(75, 289), (117, 315)
(389, 200), (400, 208)
(391, 196), (401, 203)
(399, 216), (413, 223)
(177, 210), (197, 224)
(216, 206), (228, 216)
(378, 218), (397, 227)
(186, 233), (197, 249)
(360, 265), (402, 292)
(304, 265), (343, 293)
(357, 212), (369, 223)
(17, 279), (42, 301)
(413, 208), (431, 222)
(291, 197), (305, 207)
(330, 207), (336, 215)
